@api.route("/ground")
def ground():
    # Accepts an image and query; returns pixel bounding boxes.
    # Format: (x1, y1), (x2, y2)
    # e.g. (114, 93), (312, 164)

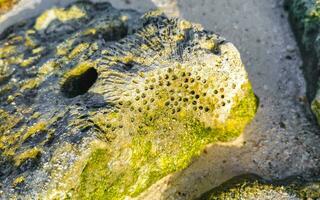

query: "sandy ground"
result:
(1, 0), (320, 199)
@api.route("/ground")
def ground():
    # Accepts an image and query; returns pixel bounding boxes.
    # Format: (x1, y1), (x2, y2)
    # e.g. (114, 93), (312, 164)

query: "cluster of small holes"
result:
(104, 67), (240, 133)
(126, 67), (238, 120)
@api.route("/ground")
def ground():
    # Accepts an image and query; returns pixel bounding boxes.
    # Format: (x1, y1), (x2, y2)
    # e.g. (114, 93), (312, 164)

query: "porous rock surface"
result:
(0, 1), (257, 199)
(199, 174), (320, 200)
(285, 0), (320, 124)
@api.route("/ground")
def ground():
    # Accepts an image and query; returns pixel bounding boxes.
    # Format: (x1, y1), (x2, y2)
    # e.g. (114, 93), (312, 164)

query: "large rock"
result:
(0, 1), (257, 199)
(285, 0), (320, 124)
(199, 174), (320, 200)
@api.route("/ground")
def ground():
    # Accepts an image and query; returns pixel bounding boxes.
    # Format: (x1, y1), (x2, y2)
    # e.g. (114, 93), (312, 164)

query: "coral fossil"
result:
(0, 1), (257, 199)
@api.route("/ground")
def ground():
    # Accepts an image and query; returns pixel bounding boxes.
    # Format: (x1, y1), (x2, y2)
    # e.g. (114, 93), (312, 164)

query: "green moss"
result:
(75, 148), (112, 199)
(223, 83), (258, 141)
(311, 97), (320, 124)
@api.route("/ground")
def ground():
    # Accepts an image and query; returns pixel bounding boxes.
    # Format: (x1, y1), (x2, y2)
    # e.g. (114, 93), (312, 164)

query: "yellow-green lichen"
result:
(68, 43), (90, 60)
(32, 46), (45, 55)
(21, 78), (41, 91)
(34, 5), (86, 30)
(20, 55), (41, 68)
(14, 147), (41, 167)
(62, 61), (95, 79)
(12, 176), (25, 187)
(0, 109), (22, 152)
(38, 60), (58, 75)
(22, 121), (47, 142)
(0, 45), (16, 59)
(56, 39), (75, 56)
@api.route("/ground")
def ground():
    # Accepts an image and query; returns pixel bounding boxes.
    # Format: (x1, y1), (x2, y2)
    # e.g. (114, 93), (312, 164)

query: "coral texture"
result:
(0, 1), (257, 199)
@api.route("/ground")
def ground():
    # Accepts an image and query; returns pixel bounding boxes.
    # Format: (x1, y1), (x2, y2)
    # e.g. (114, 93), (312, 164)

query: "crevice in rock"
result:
(61, 67), (98, 98)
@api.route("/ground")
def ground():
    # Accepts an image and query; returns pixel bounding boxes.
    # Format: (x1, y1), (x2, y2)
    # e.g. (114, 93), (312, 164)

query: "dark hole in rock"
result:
(103, 25), (128, 42)
(124, 62), (134, 71)
(61, 67), (98, 98)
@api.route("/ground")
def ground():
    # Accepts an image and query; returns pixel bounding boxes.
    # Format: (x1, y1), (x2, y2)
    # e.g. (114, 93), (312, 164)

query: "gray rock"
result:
(285, 0), (320, 124)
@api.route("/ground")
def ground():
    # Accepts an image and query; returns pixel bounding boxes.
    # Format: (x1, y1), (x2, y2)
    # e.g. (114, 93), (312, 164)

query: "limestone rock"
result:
(0, 1), (257, 199)
(285, 0), (320, 124)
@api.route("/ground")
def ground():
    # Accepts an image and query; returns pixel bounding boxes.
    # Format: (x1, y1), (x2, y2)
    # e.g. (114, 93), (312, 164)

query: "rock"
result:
(312, 91), (320, 125)
(285, 0), (320, 124)
(0, 1), (257, 199)
(198, 174), (320, 200)
(0, 0), (19, 15)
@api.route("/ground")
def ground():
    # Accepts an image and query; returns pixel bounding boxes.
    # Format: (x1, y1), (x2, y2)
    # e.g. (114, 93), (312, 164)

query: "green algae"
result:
(68, 81), (257, 200)
(311, 94), (320, 124)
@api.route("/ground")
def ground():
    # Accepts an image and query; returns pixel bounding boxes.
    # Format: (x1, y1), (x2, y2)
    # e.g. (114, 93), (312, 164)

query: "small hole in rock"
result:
(61, 67), (98, 98)
(103, 25), (128, 42)
(123, 62), (135, 71)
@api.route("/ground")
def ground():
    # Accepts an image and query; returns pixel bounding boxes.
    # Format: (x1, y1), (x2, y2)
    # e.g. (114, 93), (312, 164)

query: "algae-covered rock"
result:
(285, 0), (320, 124)
(198, 174), (320, 200)
(0, 1), (257, 199)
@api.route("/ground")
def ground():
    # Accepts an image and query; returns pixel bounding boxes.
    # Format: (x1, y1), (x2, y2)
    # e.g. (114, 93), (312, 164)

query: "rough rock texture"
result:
(0, 0), (18, 15)
(199, 174), (320, 200)
(285, 0), (320, 124)
(0, 1), (257, 199)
